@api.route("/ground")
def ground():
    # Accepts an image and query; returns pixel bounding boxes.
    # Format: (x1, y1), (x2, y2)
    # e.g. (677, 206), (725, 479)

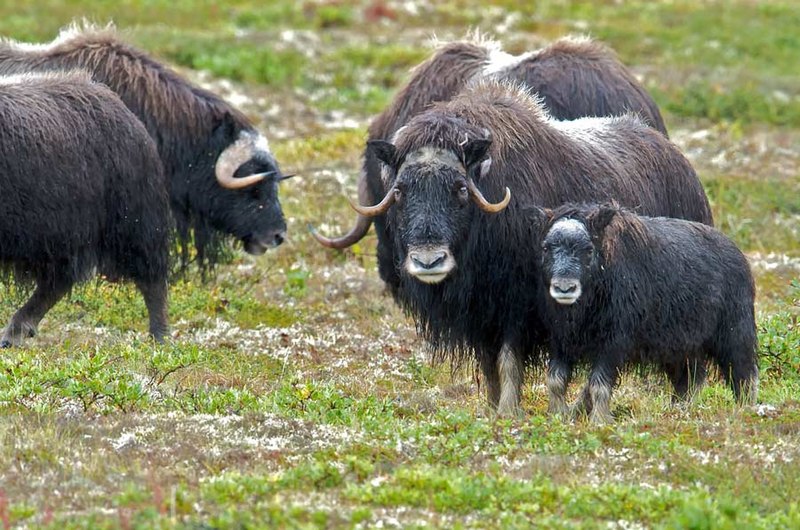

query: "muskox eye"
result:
(394, 188), (402, 202)
(457, 185), (468, 202)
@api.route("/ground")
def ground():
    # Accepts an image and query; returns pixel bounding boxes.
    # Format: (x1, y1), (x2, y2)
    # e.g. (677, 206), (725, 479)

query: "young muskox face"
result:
(212, 128), (289, 255)
(362, 137), (509, 284)
(541, 218), (595, 305)
(539, 206), (617, 305)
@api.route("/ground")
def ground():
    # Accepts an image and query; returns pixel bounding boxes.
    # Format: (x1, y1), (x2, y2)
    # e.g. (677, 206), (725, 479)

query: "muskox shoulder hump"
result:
(430, 29), (500, 54)
(0, 20), (117, 53)
(535, 35), (614, 61)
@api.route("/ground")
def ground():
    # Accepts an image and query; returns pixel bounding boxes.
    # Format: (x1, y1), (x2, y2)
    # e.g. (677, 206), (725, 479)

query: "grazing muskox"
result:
(0, 71), (171, 346)
(347, 80), (712, 416)
(313, 34), (668, 254)
(0, 23), (288, 266)
(533, 203), (758, 423)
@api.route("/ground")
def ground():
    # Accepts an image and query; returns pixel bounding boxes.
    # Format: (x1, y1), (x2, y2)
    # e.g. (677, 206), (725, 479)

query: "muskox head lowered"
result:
(0, 23), (291, 262)
(354, 131), (510, 284)
(210, 122), (290, 255)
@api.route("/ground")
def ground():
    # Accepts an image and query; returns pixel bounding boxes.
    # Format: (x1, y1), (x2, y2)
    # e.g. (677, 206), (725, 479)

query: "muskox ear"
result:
(524, 206), (554, 233)
(588, 206), (618, 238)
(367, 140), (398, 169)
(212, 111), (238, 142)
(463, 138), (492, 176)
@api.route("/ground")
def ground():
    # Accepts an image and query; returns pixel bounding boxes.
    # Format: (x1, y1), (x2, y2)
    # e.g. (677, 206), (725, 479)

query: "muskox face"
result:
(364, 137), (509, 284)
(539, 206), (617, 305)
(212, 128), (288, 255)
(541, 218), (594, 305)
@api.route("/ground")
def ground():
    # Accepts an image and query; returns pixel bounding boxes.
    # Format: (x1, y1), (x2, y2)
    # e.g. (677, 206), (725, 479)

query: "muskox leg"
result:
(1, 277), (73, 347)
(714, 324), (759, 404)
(719, 351), (759, 405)
(586, 364), (619, 425)
(546, 357), (572, 416)
(496, 343), (524, 418)
(734, 369), (759, 405)
(480, 355), (501, 411)
(134, 279), (169, 342)
(664, 358), (708, 404)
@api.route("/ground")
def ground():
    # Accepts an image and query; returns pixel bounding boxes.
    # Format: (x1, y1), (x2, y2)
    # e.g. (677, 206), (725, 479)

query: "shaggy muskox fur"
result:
(370, 34), (667, 140)
(0, 23), (288, 267)
(0, 71), (171, 346)
(313, 34), (668, 253)
(360, 80), (712, 416)
(533, 203), (758, 423)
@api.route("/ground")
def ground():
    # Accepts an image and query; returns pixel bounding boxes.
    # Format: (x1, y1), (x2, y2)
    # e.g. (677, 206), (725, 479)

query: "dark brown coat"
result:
(314, 34), (668, 251)
(0, 23), (288, 267)
(0, 70), (171, 346)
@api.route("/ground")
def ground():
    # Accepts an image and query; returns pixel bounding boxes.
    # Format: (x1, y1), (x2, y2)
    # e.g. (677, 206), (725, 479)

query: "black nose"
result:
(272, 230), (286, 247)
(552, 278), (579, 294)
(411, 251), (447, 270)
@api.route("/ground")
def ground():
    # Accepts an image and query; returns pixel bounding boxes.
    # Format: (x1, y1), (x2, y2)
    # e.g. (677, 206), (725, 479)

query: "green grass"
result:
(0, 0), (798, 528)
(705, 176), (800, 252)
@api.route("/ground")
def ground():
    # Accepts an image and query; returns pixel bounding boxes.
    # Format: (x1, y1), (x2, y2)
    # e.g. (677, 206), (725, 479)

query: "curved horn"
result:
(467, 179), (511, 214)
(215, 133), (269, 190)
(309, 215), (372, 249)
(311, 168), (377, 249)
(348, 187), (397, 217)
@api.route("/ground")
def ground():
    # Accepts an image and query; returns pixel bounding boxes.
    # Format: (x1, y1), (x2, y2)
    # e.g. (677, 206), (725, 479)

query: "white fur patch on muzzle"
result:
(549, 277), (582, 305)
(405, 245), (456, 284)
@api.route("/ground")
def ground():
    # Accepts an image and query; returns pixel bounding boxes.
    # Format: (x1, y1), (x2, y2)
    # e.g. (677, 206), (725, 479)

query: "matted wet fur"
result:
(0, 22), (287, 270)
(368, 79), (712, 415)
(534, 204), (758, 423)
(0, 70), (171, 345)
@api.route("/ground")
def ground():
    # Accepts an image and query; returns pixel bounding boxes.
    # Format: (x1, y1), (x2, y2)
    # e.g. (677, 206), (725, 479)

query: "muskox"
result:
(0, 23), (288, 266)
(0, 71), (171, 346)
(533, 203), (758, 423)
(313, 34), (668, 254)
(348, 80), (712, 416)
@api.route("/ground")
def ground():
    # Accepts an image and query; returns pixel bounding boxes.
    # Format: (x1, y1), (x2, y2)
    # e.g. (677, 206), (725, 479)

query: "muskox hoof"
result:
(0, 339), (12, 348)
(147, 330), (171, 345)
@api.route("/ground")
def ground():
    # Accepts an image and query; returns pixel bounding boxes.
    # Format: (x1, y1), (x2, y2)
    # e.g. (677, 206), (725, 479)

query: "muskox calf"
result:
(534, 204), (758, 423)
(0, 71), (170, 346)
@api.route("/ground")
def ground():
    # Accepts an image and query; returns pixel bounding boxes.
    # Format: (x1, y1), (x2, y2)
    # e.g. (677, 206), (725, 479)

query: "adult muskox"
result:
(534, 203), (758, 423)
(0, 71), (170, 346)
(0, 23), (288, 266)
(348, 80), (712, 416)
(313, 34), (668, 257)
